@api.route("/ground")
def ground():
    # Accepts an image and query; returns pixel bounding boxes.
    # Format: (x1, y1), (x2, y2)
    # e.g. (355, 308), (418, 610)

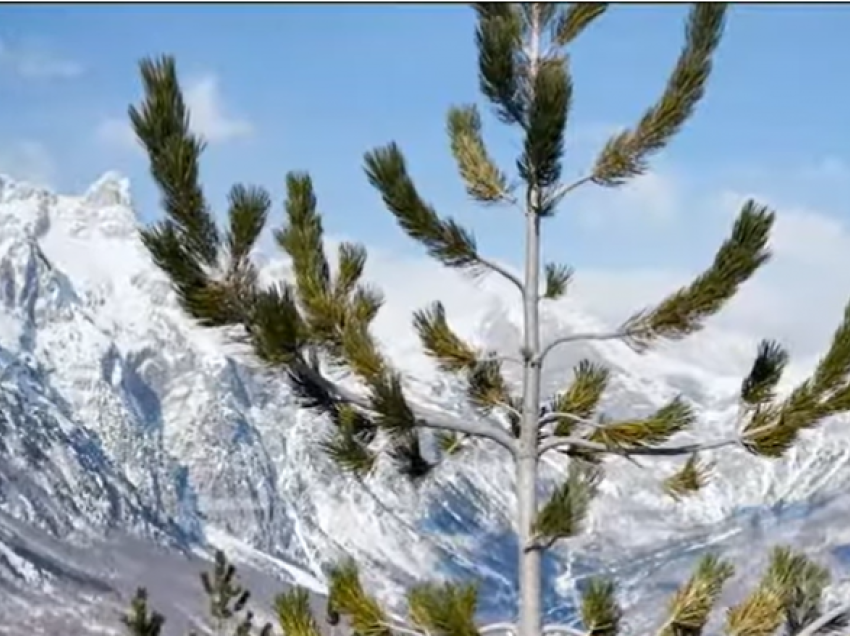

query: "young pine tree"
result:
(195, 550), (273, 636)
(128, 4), (850, 636)
(122, 588), (165, 636)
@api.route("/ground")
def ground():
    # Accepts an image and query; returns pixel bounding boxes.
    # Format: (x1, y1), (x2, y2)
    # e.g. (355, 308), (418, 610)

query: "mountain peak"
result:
(83, 171), (133, 210)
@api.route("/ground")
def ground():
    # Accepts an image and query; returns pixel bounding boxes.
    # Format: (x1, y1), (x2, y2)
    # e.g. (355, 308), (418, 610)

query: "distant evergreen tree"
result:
(127, 3), (850, 636)
(122, 588), (165, 636)
(193, 550), (273, 636)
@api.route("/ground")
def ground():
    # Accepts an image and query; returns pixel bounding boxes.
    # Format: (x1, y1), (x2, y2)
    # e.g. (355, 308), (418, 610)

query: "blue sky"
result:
(3, 4), (850, 361)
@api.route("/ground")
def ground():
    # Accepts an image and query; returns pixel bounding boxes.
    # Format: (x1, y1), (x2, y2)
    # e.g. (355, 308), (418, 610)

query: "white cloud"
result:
(183, 74), (253, 143)
(97, 72), (252, 151)
(772, 206), (850, 268)
(0, 140), (56, 186)
(0, 37), (83, 80)
(574, 170), (681, 230)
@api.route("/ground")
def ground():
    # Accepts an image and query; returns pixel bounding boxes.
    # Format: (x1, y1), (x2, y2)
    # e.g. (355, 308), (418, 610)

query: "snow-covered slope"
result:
(1, 172), (850, 635)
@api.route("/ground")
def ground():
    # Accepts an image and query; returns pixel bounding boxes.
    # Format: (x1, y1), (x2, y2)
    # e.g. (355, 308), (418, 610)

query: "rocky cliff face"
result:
(1, 172), (849, 635)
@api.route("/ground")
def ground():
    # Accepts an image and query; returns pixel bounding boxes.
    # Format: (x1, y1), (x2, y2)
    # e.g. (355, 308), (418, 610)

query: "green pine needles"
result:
(124, 547), (850, 636)
(128, 4), (850, 636)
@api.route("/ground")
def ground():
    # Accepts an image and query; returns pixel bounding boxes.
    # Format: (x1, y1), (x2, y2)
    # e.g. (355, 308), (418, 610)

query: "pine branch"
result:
(592, 4), (727, 186)
(474, 3), (525, 125)
(725, 583), (785, 636)
(226, 184), (270, 265)
(131, 56), (272, 336)
(553, 3), (609, 47)
(274, 172), (337, 345)
(547, 359), (610, 437)
(741, 362), (850, 459)
(550, 175), (594, 203)
(413, 301), (515, 421)
(327, 559), (393, 636)
(586, 397), (695, 449)
(540, 298), (850, 462)
(532, 462), (601, 548)
(131, 55), (220, 268)
(364, 142), (524, 293)
(317, 403), (379, 476)
(537, 418), (777, 458)
(760, 546), (845, 636)
(663, 454), (713, 499)
(810, 298), (850, 396)
(539, 336), (850, 461)
(620, 200), (774, 350)
(407, 581), (480, 636)
(580, 578), (622, 636)
(538, 199), (773, 361)
(448, 103), (512, 205)
(542, 262), (574, 300)
(409, 311), (517, 424)
(741, 340), (789, 408)
(518, 55), (573, 208)
(334, 241), (369, 300)
(364, 143), (477, 270)
(656, 554), (734, 636)
(272, 168), (518, 477)
(289, 356), (518, 455)
(413, 301), (480, 373)
(274, 587), (322, 636)
(537, 329), (633, 366)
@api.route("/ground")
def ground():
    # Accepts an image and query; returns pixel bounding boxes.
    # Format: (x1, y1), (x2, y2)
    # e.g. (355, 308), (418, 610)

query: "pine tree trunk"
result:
(517, 205), (543, 636)
(516, 8), (545, 636)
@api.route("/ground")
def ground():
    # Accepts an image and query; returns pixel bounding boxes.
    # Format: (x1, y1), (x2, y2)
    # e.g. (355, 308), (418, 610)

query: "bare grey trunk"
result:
(517, 8), (544, 636)
(517, 205), (543, 636)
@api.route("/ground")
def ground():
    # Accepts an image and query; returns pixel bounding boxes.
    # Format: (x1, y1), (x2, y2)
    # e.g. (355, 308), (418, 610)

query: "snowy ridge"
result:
(0, 172), (850, 634)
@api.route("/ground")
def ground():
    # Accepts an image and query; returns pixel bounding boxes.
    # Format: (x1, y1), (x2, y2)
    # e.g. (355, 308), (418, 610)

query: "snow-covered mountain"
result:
(1, 172), (850, 635)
